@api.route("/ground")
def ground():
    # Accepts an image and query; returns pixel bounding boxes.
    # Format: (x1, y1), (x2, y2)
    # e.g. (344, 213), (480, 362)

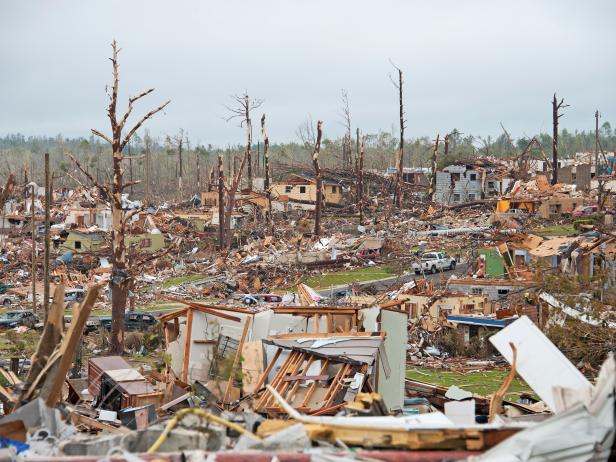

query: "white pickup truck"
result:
(412, 251), (456, 275)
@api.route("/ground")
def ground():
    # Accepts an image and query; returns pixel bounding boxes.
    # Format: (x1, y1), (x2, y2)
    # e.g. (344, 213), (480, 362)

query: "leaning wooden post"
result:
(312, 121), (323, 236)
(181, 308), (194, 382)
(21, 283), (65, 401)
(41, 285), (100, 407)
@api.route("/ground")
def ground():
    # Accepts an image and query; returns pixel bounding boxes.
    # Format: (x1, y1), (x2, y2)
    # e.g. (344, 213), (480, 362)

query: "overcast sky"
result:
(1, 0), (615, 146)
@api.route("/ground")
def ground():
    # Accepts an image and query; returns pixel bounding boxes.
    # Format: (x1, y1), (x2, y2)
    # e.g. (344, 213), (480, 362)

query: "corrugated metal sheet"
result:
(263, 336), (389, 374)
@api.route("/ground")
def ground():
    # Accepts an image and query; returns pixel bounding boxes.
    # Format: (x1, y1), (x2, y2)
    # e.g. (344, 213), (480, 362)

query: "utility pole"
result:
(551, 94), (568, 185)
(30, 184), (36, 314)
(43, 153), (50, 320)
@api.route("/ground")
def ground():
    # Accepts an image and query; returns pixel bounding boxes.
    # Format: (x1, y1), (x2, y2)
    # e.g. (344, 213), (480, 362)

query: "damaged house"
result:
(271, 174), (343, 206)
(433, 162), (512, 205)
(158, 300), (408, 412)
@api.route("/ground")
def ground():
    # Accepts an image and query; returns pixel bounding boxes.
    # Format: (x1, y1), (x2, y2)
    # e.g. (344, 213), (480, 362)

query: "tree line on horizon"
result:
(1, 121), (615, 200)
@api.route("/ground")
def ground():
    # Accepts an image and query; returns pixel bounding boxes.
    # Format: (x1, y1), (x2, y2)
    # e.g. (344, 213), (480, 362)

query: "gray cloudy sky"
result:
(1, 0), (615, 146)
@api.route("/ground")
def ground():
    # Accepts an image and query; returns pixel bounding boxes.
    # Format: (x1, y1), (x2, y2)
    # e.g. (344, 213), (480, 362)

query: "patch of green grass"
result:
(406, 367), (535, 402)
(162, 274), (206, 289)
(300, 266), (399, 290)
(532, 223), (577, 236)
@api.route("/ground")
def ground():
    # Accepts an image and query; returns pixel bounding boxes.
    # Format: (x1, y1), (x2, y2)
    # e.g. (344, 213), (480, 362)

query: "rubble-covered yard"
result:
(0, 155), (615, 462)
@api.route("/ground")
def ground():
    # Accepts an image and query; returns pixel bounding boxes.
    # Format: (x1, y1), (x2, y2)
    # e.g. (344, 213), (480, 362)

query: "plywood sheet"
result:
(242, 340), (264, 394)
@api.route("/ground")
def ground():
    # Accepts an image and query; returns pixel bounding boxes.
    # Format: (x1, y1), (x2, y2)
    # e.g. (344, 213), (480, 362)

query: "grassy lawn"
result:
(162, 274), (207, 289)
(300, 266), (399, 290)
(532, 223), (577, 236)
(407, 367), (535, 401)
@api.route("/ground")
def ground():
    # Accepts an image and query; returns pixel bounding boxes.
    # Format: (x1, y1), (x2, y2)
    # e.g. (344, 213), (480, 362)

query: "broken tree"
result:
(261, 113), (274, 234)
(390, 63), (405, 208)
(429, 134), (440, 201)
(551, 93), (569, 185)
(312, 120), (323, 236)
(71, 40), (170, 354)
(223, 94), (262, 247)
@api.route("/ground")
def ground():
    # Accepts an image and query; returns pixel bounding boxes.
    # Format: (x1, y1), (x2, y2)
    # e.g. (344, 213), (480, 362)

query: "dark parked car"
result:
(0, 284), (15, 294)
(241, 294), (283, 305)
(0, 311), (39, 329)
(100, 312), (158, 331)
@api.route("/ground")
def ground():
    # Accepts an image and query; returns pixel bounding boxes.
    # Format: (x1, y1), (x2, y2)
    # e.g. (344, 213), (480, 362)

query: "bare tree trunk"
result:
(551, 94), (568, 185)
(312, 121), (323, 236)
(75, 40), (169, 354)
(178, 137), (183, 191)
(596, 110), (603, 211)
(31, 186), (36, 314)
(595, 109), (600, 175)
(261, 114), (274, 234)
(227, 146), (231, 177)
(355, 127), (360, 204)
(43, 153), (50, 320)
(358, 136), (364, 225)
(145, 133), (151, 204)
(224, 151), (249, 248)
(218, 154), (225, 249)
(429, 134), (440, 201)
(223, 94), (261, 246)
(245, 96), (253, 191)
(393, 68), (405, 208)
(552, 95), (558, 185)
(256, 141), (260, 177)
